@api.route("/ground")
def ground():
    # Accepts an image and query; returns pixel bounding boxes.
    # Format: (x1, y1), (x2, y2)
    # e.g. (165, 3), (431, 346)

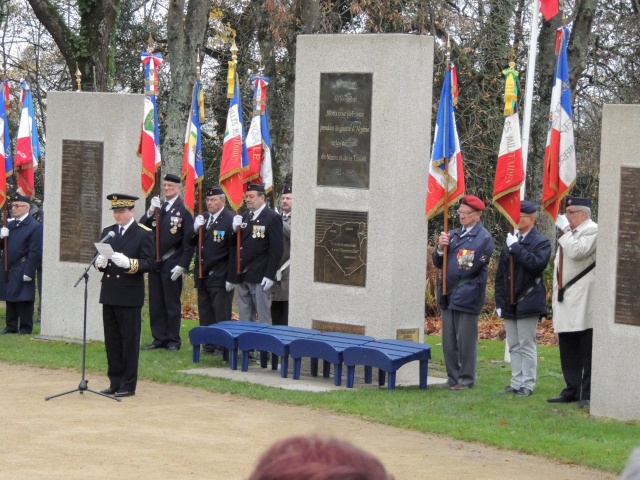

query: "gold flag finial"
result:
(147, 34), (155, 53)
(75, 63), (82, 92)
(230, 37), (238, 62)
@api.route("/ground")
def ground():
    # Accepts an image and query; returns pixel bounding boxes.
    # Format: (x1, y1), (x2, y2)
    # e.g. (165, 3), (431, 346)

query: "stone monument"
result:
(289, 34), (433, 384)
(591, 104), (640, 420)
(40, 92), (145, 341)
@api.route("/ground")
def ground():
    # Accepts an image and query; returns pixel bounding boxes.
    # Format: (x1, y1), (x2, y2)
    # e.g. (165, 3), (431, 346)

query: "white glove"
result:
(506, 233), (518, 247)
(171, 265), (186, 281)
(111, 252), (131, 269)
(23, 275), (32, 282)
(95, 255), (108, 269)
(232, 215), (243, 230)
(555, 214), (570, 232)
(194, 215), (205, 230)
(261, 277), (274, 291)
(225, 281), (235, 292)
(0, 227), (8, 238)
(497, 308), (502, 318)
(148, 196), (161, 216)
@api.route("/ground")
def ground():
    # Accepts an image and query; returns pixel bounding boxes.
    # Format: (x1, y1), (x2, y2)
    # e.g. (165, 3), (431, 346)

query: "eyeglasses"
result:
(457, 210), (478, 216)
(565, 209), (583, 216)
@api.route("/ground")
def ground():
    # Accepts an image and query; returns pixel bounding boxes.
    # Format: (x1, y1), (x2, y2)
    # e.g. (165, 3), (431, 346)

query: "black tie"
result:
(14, 220), (21, 227)
(249, 212), (254, 222)
(119, 226), (124, 238)
(461, 228), (467, 236)
(162, 201), (169, 212)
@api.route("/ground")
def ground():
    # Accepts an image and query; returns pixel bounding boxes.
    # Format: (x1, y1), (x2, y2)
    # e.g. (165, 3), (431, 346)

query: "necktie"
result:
(249, 212), (254, 222)
(162, 201), (169, 212)
(119, 226), (124, 238)
(14, 220), (21, 227)
(460, 228), (467, 236)
(206, 216), (213, 229)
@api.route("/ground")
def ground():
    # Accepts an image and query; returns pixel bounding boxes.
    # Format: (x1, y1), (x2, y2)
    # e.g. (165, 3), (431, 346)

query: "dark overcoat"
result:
(190, 208), (235, 289)
(0, 216), (43, 302)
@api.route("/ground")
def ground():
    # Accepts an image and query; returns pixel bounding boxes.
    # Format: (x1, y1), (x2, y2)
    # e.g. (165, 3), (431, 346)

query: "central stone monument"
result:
(289, 34), (433, 384)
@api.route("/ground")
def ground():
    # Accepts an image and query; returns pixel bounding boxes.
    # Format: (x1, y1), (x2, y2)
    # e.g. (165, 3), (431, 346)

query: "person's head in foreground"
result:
(248, 436), (392, 480)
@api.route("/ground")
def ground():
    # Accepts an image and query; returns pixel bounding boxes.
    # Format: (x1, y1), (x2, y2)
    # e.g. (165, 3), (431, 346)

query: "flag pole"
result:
(196, 48), (204, 280)
(229, 38), (243, 275)
(1, 72), (8, 279)
(442, 38), (451, 296)
(146, 34), (162, 264)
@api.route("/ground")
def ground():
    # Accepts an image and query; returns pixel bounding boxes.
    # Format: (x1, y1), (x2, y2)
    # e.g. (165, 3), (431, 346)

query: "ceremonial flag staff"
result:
(1, 72), (12, 278)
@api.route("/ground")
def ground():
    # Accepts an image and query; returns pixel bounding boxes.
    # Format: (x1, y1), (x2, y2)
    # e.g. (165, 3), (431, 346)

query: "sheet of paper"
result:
(94, 242), (115, 259)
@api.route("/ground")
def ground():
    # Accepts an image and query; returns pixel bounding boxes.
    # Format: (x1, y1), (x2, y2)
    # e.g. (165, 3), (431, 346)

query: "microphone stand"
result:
(45, 252), (120, 402)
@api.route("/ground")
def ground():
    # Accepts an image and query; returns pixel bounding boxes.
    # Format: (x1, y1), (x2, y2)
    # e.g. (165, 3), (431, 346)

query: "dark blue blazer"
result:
(0, 216), (43, 302)
(190, 208), (235, 288)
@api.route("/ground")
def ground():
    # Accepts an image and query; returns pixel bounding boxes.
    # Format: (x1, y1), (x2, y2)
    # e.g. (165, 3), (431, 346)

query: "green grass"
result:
(0, 315), (637, 474)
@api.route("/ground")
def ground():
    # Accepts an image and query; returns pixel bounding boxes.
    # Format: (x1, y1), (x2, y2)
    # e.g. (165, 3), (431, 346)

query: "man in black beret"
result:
(495, 200), (551, 397)
(190, 186), (235, 339)
(229, 183), (283, 324)
(271, 184), (292, 326)
(0, 193), (43, 335)
(139, 173), (195, 351)
(94, 194), (155, 397)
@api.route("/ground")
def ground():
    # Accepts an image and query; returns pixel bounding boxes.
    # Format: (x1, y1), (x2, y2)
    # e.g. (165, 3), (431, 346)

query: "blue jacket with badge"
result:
(0, 215), (43, 302)
(495, 226), (551, 319)
(432, 222), (495, 315)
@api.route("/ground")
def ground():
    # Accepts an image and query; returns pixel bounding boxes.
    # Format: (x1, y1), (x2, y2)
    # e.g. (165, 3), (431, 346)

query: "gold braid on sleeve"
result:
(126, 259), (139, 274)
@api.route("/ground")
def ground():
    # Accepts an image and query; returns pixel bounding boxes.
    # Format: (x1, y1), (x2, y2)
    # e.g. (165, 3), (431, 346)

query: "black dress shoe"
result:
(167, 346), (179, 351)
(0, 328), (18, 335)
(547, 395), (576, 403)
(577, 399), (590, 408)
(499, 385), (519, 394)
(100, 387), (118, 395)
(114, 390), (135, 398)
(516, 387), (533, 397)
(142, 344), (163, 350)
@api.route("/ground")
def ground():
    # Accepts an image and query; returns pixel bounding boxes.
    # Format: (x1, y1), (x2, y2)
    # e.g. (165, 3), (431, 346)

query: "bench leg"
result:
(334, 363), (342, 386)
(419, 360), (428, 390)
(281, 355), (289, 378)
(242, 351), (249, 372)
(347, 366), (356, 388)
(293, 358), (301, 380)
(222, 348), (229, 363)
(310, 358), (319, 377)
(271, 353), (278, 371)
(260, 351), (268, 369)
(192, 345), (201, 364)
(365, 366), (373, 384)
(323, 360), (331, 378)
(231, 347), (239, 370)
(388, 371), (396, 390)
(378, 369), (386, 387)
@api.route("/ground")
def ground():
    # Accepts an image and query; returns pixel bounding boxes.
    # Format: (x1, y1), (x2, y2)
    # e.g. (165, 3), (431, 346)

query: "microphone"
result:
(97, 231), (116, 243)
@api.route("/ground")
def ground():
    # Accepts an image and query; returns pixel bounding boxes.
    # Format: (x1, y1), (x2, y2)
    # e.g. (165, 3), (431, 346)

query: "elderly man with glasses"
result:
(547, 196), (597, 408)
(0, 193), (43, 335)
(432, 194), (495, 390)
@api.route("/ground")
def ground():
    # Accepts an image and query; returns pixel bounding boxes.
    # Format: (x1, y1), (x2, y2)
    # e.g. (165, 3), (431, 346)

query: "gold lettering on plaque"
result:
(312, 320), (366, 335)
(396, 328), (420, 342)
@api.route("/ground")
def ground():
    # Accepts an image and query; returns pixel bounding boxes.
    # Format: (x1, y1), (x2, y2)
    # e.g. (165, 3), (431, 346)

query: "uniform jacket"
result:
(230, 206), (284, 284)
(190, 207), (235, 289)
(0, 215), (43, 302)
(140, 195), (195, 273)
(432, 221), (495, 315)
(98, 222), (155, 307)
(552, 219), (597, 333)
(495, 226), (551, 319)
(271, 213), (291, 302)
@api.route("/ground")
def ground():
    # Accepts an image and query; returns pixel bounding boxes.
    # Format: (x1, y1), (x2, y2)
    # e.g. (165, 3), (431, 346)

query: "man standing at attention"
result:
(230, 183), (283, 324)
(432, 194), (495, 390)
(547, 196), (597, 408)
(95, 194), (154, 398)
(271, 185), (292, 326)
(0, 193), (43, 335)
(190, 185), (235, 335)
(495, 200), (551, 397)
(140, 173), (194, 351)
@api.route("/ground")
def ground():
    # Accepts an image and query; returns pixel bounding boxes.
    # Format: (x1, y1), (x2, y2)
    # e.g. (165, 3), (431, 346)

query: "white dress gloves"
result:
(225, 281), (235, 292)
(232, 215), (243, 230)
(148, 196), (162, 217)
(506, 233), (518, 247)
(194, 215), (205, 230)
(261, 277), (274, 291)
(95, 254), (108, 269)
(555, 214), (570, 233)
(111, 252), (131, 269)
(0, 227), (9, 238)
(171, 265), (186, 281)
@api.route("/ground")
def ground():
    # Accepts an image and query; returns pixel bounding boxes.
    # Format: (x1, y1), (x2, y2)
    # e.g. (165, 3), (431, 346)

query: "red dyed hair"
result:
(248, 436), (392, 480)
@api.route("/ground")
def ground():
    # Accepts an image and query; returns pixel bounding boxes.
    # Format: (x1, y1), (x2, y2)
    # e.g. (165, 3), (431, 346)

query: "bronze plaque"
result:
(396, 328), (420, 342)
(317, 73), (372, 189)
(314, 209), (367, 287)
(312, 319), (366, 335)
(59, 140), (104, 263)
(615, 167), (640, 326)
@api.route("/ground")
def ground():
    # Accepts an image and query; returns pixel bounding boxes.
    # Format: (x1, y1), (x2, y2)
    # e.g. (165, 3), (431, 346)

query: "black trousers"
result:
(197, 284), (232, 327)
(148, 270), (183, 349)
(6, 301), (35, 334)
(558, 328), (593, 401)
(102, 304), (142, 392)
(270, 301), (289, 326)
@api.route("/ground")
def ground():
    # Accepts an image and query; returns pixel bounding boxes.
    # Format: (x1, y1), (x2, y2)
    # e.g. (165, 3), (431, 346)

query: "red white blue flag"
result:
(0, 78), (12, 208)
(245, 76), (273, 193)
(543, 26), (576, 220)
(181, 80), (205, 215)
(219, 62), (249, 211)
(15, 79), (41, 197)
(139, 50), (163, 197)
(426, 63), (465, 220)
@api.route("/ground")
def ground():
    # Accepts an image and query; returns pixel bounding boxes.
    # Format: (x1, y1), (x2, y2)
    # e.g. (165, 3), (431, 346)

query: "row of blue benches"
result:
(188, 321), (431, 390)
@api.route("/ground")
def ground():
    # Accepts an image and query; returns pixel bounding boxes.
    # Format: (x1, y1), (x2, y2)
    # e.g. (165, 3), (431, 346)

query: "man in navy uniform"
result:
(495, 200), (551, 397)
(0, 193), (43, 335)
(140, 173), (194, 351)
(271, 184), (292, 326)
(190, 185), (235, 336)
(230, 183), (283, 324)
(433, 194), (495, 390)
(95, 193), (155, 397)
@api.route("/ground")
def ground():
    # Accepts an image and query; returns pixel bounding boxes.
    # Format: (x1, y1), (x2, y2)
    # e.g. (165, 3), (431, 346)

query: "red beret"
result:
(461, 194), (486, 211)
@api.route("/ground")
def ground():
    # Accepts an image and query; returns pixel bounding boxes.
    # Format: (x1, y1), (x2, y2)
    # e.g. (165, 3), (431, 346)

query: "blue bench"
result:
(289, 332), (375, 386)
(237, 326), (321, 378)
(188, 321), (269, 370)
(342, 339), (432, 390)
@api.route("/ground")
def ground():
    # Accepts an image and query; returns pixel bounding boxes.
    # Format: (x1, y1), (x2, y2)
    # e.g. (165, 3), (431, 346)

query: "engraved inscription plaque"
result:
(60, 140), (104, 263)
(312, 320), (366, 335)
(615, 167), (640, 326)
(396, 328), (420, 342)
(314, 209), (367, 287)
(317, 73), (372, 189)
